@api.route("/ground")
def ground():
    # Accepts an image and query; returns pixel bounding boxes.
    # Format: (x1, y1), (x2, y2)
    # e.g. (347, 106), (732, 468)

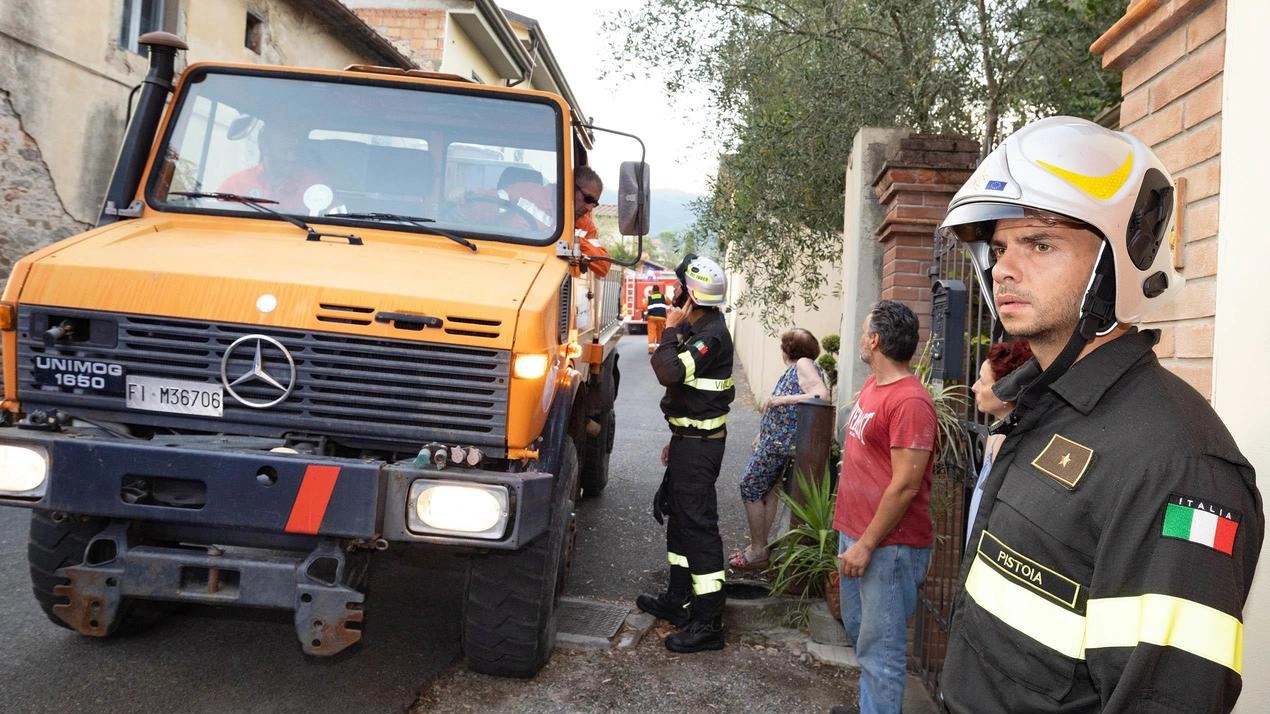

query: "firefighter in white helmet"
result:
(937, 116), (1262, 714)
(637, 253), (735, 653)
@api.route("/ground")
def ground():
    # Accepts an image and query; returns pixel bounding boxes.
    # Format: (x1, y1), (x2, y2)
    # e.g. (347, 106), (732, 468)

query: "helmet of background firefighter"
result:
(675, 254), (728, 309)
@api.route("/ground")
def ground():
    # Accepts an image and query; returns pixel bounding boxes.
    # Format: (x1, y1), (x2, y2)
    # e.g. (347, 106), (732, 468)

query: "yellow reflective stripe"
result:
(964, 555), (1087, 658)
(678, 351), (696, 381)
(967, 555), (1245, 674)
(684, 376), (734, 392)
(692, 570), (725, 595)
(667, 552), (689, 568)
(668, 415), (727, 430)
(1036, 152), (1134, 200)
(1086, 594), (1244, 675)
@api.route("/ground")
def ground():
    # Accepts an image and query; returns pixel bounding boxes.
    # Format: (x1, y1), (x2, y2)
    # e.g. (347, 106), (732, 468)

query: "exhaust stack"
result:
(97, 31), (188, 226)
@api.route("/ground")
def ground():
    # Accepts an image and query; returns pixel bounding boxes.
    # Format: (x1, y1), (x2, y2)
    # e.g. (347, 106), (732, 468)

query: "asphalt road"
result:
(0, 333), (761, 713)
(0, 512), (463, 714)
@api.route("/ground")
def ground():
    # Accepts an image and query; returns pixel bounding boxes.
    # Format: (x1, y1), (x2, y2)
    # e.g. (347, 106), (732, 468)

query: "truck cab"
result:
(0, 35), (642, 677)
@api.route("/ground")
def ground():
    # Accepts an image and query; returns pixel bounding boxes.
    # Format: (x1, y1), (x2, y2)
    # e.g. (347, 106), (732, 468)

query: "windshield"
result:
(148, 68), (564, 244)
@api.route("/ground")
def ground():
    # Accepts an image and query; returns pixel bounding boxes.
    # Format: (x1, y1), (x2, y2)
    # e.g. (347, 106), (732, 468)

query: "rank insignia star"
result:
(1031, 434), (1094, 490)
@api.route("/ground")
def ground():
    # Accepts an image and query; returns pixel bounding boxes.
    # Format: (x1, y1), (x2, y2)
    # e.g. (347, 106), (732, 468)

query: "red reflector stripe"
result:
(285, 465), (341, 534)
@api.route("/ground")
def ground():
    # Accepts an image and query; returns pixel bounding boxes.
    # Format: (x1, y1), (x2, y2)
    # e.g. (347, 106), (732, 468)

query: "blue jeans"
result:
(838, 532), (930, 714)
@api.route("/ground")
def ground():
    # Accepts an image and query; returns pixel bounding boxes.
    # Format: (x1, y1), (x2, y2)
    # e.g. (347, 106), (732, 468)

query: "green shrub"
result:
(816, 352), (838, 387)
(770, 467), (839, 601)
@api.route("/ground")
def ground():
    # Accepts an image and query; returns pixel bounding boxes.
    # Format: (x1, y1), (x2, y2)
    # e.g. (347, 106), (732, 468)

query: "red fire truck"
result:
(621, 268), (680, 334)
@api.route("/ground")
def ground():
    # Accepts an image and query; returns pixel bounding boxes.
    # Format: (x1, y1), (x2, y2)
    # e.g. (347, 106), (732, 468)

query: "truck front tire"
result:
(461, 438), (578, 677)
(27, 510), (162, 635)
(29, 510), (104, 631)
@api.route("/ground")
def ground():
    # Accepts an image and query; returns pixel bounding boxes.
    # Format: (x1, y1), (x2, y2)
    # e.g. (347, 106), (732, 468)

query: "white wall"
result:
(837, 127), (911, 427)
(727, 276), (841, 409)
(1217, 1), (1270, 710)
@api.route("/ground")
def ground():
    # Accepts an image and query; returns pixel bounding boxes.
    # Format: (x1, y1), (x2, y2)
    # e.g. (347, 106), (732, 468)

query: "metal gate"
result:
(910, 228), (997, 697)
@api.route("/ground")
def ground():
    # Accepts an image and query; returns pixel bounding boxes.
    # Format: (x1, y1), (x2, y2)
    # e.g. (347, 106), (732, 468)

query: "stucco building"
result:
(0, 0), (411, 280)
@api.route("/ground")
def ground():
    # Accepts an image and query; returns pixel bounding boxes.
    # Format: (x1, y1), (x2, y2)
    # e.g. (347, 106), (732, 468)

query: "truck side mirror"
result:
(618, 161), (650, 236)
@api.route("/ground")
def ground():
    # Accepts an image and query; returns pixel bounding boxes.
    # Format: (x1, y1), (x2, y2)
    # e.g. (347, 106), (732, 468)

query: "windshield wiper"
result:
(170, 192), (363, 246)
(339, 212), (477, 252)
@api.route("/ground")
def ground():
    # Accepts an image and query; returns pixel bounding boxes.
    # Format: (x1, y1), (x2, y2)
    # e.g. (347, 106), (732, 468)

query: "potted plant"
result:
(769, 466), (841, 619)
(913, 337), (975, 518)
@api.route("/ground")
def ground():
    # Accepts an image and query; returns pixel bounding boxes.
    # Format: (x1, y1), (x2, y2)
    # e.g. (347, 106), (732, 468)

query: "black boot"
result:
(636, 590), (691, 627)
(665, 591), (724, 653)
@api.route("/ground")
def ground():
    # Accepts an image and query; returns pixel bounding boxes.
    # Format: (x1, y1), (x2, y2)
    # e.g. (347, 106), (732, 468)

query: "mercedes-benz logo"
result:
(220, 335), (297, 409)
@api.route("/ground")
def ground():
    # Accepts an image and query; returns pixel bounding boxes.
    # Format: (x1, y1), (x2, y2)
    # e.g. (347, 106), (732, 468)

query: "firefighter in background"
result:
(637, 254), (734, 653)
(936, 116), (1262, 714)
(645, 285), (668, 353)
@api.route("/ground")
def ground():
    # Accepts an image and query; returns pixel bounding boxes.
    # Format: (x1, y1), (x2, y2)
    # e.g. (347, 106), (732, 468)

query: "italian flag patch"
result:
(692, 340), (709, 355)
(1161, 493), (1240, 556)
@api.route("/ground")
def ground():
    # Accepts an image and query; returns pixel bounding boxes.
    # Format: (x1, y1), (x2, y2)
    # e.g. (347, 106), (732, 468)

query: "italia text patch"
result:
(1162, 492), (1240, 556)
(977, 530), (1082, 610)
(1031, 433), (1093, 489)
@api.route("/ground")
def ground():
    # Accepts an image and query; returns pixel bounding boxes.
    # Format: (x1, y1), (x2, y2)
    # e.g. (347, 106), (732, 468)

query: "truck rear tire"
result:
(579, 408), (613, 498)
(461, 438), (578, 677)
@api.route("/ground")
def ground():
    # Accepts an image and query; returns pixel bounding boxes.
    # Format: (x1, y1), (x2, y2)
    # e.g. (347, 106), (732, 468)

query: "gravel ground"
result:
(409, 335), (864, 714)
(412, 623), (859, 713)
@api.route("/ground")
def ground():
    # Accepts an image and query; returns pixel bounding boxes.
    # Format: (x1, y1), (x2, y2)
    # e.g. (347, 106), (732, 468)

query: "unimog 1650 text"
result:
(0, 32), (647, 677)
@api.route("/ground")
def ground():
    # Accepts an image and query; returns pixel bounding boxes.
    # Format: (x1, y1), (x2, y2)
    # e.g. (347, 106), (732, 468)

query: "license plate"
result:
(32, 357), (126, 393)
(126, 376), (224, 417)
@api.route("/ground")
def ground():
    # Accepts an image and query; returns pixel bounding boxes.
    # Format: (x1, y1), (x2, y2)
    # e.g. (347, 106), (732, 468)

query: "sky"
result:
(501, 0), (718, 196)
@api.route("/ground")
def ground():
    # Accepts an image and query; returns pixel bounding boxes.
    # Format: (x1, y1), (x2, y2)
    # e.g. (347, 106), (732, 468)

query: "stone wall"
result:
(1093, 0), (1226, 397)
(0, 90), (90, 287)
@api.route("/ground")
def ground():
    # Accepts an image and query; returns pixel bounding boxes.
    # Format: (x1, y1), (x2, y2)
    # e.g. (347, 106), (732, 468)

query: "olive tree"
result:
(605, 0), (1124, 327)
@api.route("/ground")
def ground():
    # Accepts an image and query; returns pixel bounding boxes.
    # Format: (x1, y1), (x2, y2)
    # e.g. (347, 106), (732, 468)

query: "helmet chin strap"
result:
(1005, 243), (1117, 425)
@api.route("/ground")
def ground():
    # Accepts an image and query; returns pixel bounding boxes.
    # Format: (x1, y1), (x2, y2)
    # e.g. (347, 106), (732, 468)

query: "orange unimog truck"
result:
(0, 33), (645, 677)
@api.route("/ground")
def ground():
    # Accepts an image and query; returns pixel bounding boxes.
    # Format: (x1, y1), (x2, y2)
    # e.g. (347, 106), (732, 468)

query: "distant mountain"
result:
(600, 188), (701, 235)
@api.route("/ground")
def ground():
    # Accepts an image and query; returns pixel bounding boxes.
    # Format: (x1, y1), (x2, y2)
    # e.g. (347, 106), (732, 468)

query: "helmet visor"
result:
(936, 202), (1029, 244)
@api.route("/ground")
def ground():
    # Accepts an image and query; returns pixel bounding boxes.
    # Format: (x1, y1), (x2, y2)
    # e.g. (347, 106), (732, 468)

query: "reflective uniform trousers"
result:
(647, 316), (666, 352)
(664, 432), (727, 597)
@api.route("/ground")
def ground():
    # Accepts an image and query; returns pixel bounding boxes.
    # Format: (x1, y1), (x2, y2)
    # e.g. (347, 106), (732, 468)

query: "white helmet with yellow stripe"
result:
(938, 116), (1182, 329)
(680, 254), (728, 308)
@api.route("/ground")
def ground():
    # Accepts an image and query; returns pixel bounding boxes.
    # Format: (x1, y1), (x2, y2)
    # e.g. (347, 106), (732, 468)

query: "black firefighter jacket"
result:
(943, 328), (1263, 714)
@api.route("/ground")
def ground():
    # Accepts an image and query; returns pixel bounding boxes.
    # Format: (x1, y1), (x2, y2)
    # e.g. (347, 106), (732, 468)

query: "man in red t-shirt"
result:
(830, 300), (936, 714)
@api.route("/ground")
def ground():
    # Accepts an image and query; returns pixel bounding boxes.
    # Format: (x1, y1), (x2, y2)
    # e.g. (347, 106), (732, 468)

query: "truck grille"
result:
(15, 307), (510, 454)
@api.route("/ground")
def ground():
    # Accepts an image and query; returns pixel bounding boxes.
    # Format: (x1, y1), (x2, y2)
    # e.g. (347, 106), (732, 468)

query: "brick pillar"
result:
(1091, 0), (1225, 398)
(352, 8), (447, 70)
(871, 135), (979, 344)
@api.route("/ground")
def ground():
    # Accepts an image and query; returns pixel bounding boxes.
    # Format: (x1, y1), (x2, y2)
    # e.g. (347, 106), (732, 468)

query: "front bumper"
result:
(0, 430), (552, 549)
(0, 430), (554, 655)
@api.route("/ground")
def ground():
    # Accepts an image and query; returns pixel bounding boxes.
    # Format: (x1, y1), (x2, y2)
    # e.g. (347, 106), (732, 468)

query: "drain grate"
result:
(557, 597), (629, 640)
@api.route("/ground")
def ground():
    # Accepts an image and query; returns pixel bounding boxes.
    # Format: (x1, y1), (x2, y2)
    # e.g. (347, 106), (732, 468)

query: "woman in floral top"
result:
(730, 328), (830, 570)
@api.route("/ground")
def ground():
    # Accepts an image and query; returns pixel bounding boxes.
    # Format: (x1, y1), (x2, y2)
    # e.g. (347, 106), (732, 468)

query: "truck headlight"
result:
(513, 353), (549, 379)
(407, 480), (508, 539)
(0, 445), (48, 497)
